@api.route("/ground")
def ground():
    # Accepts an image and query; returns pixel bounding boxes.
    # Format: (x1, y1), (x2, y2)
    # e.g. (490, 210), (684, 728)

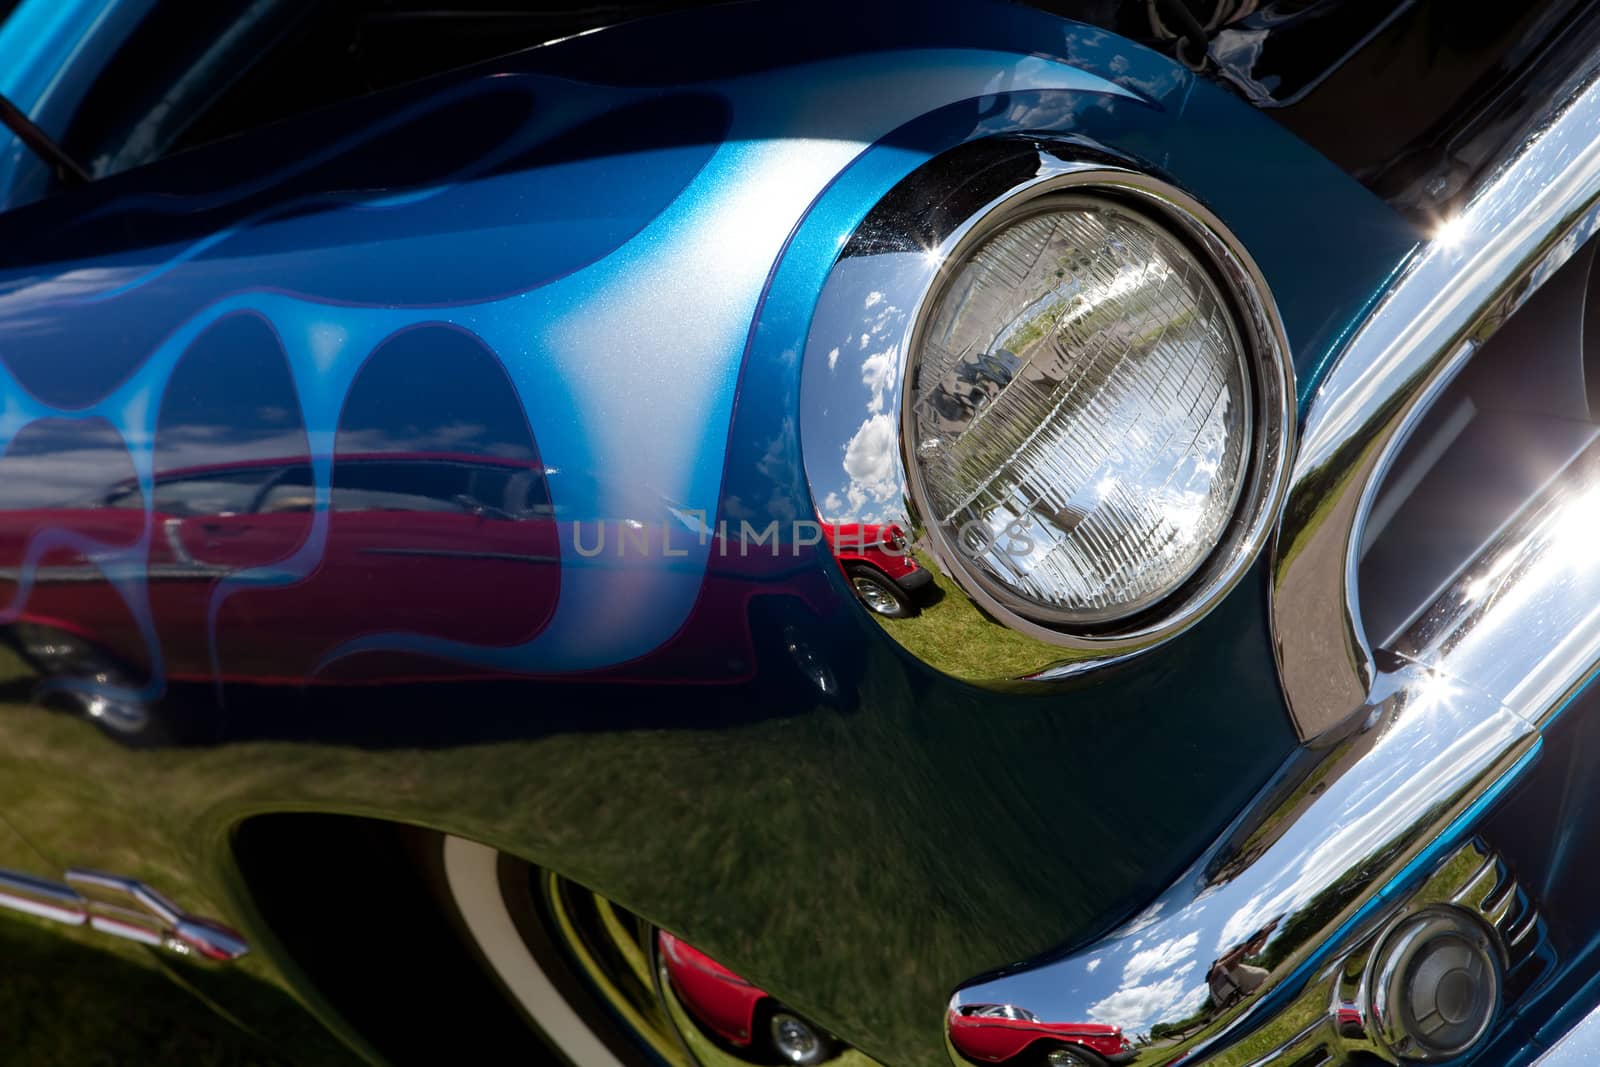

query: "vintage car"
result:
(822, 522), (931, 618)
(947, 1004), (1137, 1066)
(657, 929), (844, 1065)
(0, 1), (1598, 1065)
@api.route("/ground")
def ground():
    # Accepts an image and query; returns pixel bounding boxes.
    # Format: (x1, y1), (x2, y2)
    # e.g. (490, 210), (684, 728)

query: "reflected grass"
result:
(0, 591), (1290, 1067)
(870, 553), (1081, 680)
(0, 911), (346, 1067)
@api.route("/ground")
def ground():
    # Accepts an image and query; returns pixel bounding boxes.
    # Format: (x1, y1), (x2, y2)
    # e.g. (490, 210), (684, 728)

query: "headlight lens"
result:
(907, 194), (1252, 626)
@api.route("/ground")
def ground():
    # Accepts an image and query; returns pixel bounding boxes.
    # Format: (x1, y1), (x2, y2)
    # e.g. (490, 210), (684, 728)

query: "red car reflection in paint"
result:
(822, 522), (930, 619)
(656, 930), (839, 1065)
(658, 931), (767, 1045)
(948, 1003), (1138, 1065)
(0, 453), (562, 686)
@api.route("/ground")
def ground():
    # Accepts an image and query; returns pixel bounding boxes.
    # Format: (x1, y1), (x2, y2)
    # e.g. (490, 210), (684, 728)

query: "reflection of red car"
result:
(948, 1004), (1137, 1066)
(2, 451), (850, 728)
(657, 930), (838, 1065)
(0, 452), (561, 687)
(822, 522), (930, 618)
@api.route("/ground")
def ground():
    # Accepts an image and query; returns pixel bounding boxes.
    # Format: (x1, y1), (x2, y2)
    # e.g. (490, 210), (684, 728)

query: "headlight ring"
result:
(800, 144), (1293, 680)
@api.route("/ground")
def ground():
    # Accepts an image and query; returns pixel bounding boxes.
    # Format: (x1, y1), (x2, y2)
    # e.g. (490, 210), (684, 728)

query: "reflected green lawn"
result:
(0, 913), (354, 1067)
(871, 553), (1086, 680)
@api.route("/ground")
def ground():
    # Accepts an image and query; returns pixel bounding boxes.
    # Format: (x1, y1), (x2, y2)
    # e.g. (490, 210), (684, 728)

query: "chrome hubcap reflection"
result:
(771, 1012), (821, 1064)
(851, 576), (898, 615)
(1044, 1050), (1090, 1067)
(1373, 909), (1501, 1061)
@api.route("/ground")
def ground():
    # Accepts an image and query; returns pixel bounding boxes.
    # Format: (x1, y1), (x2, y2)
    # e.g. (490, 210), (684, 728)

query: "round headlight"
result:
(906, 193), (1256, 627)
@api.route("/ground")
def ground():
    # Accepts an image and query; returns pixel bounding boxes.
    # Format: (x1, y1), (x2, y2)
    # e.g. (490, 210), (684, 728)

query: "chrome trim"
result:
(948, 665), (1535, 1066)
(0, 865), (248, 960)
(1197, 842), (1548, 1067)
(947, 394), (1600, 1061)
(0, 869), (89, 927)
(800, 142), (1293, 681)
(1535, 1001), (1600, 1065)
(66, 868), (250, 961)
(1272, 66), (1600, 742)
(1391, 434), (1600, 728)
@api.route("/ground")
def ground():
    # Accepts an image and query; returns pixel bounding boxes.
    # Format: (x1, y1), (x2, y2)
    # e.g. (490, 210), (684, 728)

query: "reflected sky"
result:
(957, 683), (1535, 1036)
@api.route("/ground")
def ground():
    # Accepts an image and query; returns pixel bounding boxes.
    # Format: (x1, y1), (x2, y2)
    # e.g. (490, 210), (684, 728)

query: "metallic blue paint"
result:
(0, 1), (1439, 1064)
(0, 29), (1144, 688)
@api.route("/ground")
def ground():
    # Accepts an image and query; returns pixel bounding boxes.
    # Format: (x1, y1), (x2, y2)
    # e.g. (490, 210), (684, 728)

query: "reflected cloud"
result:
(1123, 931), (1199, 985)
(842, 413), (898, 521)
(862, 347), (898, 414)
(1087, 969), (1206, 1032)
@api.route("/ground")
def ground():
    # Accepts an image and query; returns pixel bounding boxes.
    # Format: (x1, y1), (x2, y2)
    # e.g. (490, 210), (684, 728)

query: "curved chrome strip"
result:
(0, 866), (248, 960)
(1393, 433), (1600, 727)
(1273, 67), (1600, 742)
(800, 142), (1293, 681)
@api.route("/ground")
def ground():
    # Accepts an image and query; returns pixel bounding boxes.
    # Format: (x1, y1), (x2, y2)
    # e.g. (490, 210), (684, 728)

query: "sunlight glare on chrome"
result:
(1410, 669), (1461, 717)
(1433, 215), (1471, 250)
(1545, 484), (1600, 572)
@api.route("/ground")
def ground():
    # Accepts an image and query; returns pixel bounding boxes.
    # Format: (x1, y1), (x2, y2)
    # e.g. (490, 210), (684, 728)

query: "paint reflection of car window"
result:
(109, 469), (272, 516)
(255, 467), (315, 514)
(330, 461), (471, 514)
(252, 461), (552, 517)
(501, 469), (552, 519)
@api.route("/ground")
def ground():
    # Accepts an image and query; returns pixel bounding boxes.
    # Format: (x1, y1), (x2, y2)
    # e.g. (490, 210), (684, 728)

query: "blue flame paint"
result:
(0, 26), (1138, 692)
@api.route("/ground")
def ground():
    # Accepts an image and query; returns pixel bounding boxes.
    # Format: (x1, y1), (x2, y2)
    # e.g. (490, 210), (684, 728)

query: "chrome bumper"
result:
(947, 53), (1600, 1067)
(1535, 1001), (1600, 1065)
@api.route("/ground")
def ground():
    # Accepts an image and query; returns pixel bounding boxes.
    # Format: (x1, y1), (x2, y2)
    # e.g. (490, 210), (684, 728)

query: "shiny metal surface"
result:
(1273, 64), (1600, 741)
(948, 363), (1600, 1061)
(1535, 998), (1600, 1065)
(64, 868), (249, 960)
(0, 868), (89, 926)
(1392, 433), (1600, 727)
(906, 195), (1253, 626)
(948, 668), (1536, 1065)
(1156, 842), (1546, 1067)
(802, 144), (1293, 680)
(0, 864), (247, 960)
(1369, 909), (1501, 1061)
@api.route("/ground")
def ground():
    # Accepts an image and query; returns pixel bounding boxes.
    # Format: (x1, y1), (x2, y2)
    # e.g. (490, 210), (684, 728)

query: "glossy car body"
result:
(5, 452), (559, 684)
(658, 930), (767, 1047)
(0, 1), (1599, 1066)
(947, 1005), (1135, 1064)
(822, 522), (930, 614)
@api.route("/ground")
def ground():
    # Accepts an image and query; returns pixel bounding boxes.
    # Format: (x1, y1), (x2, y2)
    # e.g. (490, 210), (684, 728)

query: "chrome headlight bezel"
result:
(902, 168), (1291, 647)
(801, 144), (1294, 678)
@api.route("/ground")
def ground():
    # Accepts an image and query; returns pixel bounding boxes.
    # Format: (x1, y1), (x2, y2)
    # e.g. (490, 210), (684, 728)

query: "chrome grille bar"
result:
(1273, 65), (1600, 742)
